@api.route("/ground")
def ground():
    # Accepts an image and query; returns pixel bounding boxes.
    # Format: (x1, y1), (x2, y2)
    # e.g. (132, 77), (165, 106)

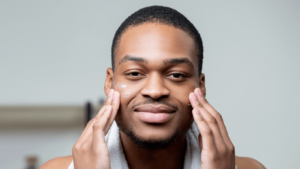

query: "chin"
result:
(126, 126), (181, 150)
(117, 120), (184, 150)
(138, 124), (179, 139)
(115, 109), (193, 150)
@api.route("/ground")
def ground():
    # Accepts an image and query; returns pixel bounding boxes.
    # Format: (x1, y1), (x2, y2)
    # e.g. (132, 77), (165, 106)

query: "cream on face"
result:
(113, 81), (132, 99)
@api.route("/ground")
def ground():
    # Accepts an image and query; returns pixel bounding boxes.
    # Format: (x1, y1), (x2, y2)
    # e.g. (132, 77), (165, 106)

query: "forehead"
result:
(115, 23), (197, 67)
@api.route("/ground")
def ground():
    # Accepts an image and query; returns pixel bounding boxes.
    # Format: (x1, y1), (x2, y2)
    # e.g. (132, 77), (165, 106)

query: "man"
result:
(41, 6), (265, 169)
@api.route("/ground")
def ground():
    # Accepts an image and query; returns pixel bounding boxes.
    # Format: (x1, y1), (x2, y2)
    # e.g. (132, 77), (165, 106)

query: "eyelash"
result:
(125, 71), (188, 80)
(168, 73), (187, 79)
(125, 72), (143, 76)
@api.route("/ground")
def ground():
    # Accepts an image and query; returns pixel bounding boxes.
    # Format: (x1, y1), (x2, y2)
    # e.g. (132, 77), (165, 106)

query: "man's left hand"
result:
(189, 88), (235, 169)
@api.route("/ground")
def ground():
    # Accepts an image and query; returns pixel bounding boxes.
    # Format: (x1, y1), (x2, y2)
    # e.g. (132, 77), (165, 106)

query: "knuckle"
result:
(211, 154), (220, 162)
(208, 116), (217, 124)
(219, 146), (228, 156)
(72, 144), (80, 153)
(99, 106), (107, 113)
(216, 113), (223, 122)
(202, 98), (209, 104)
(229, 144), (235, 154)
(100, 113), (110, 122)
(87, 118), (95, 125)
(103, 100), (111, 105)
(196, 101), (203, 107)
(197, 116), (205, 122)
(81, 145), (89, 154)
(93, 123), (102, 130)
(203, 127), (213, 135)
(214, 113), (224, 123)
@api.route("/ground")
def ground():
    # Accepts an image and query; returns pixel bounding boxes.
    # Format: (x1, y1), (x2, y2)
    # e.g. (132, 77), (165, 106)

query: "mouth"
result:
(134, 104), (176, 123)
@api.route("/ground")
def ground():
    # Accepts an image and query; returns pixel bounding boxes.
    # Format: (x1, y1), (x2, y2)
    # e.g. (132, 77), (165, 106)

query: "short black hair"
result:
(111, 5), (204, 74)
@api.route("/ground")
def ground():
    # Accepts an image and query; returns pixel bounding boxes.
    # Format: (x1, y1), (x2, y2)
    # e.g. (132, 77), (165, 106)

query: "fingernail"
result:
(197, 88), (202, 96)
(108, 89), (113, 98)
(112, 91), (118, 100)
(193, 109), (200, 115)
(191, 93), (197, 100)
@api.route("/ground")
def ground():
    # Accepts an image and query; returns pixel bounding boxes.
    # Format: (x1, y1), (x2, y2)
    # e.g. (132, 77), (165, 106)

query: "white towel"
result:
(68, 121), (202, 169)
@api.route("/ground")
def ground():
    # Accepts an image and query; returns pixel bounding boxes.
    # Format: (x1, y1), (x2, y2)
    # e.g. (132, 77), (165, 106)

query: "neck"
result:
(120, 131), (187, 169)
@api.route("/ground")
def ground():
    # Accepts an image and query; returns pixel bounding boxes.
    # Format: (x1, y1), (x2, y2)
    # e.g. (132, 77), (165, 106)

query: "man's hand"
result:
(189, 88), (235, 169)
(72, 89), (120, 169)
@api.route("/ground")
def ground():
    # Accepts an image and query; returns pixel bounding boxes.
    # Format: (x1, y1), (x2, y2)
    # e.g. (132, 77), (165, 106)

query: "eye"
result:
(168, 73), (187, 79)
(124, 71), (145, 80)
(127, 72), (142, 76)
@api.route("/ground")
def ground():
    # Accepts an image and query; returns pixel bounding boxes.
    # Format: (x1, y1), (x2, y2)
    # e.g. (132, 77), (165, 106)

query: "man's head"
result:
(111, 5), (204, 75)
(104, 6), (206, 150)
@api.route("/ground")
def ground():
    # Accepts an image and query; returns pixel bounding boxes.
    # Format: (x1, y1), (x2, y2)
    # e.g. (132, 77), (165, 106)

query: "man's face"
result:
(106, 23), (201, 145)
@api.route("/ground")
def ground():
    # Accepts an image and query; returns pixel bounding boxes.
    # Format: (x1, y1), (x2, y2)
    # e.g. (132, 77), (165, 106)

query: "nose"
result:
(140, 72), (170, 100)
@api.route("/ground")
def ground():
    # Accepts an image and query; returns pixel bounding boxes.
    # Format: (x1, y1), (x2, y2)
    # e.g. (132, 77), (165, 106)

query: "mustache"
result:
(132, 98), (178, 110)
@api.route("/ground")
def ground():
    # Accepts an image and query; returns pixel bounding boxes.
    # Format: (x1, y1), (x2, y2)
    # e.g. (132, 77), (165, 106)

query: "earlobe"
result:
(104, 68), (114, 96)
(199, 73), (206, 97)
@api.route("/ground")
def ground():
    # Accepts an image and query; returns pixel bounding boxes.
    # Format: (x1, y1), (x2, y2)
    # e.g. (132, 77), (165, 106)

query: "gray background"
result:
(1, 0), (300, 168)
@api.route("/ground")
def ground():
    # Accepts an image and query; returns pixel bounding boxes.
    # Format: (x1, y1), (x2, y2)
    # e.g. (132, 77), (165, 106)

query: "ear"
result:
(104, 68), (114, 96)
(199, 73), (206, 97)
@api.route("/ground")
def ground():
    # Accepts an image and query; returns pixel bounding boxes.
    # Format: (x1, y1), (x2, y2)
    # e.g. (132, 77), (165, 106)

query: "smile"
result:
(134, 104), (176, 123)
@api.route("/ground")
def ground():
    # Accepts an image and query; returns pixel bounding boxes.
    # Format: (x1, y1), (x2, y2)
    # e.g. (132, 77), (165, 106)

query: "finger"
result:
(77, 100), (112, 145)
(190, 92), (226, 151)
(194, 88), (233, 147)
(103, 89), (114, 106)
(192, 108), (217, 153)
(75, 118), (96, 147)
(79, 118), (95, 139)
(73, 90), (115, 150)
(76, 91), (115, 148)
(92, 105), (112, 150)
(82, 134), (93, 152)
(93, 89), (114, 120)
(104, 91), (120, 133)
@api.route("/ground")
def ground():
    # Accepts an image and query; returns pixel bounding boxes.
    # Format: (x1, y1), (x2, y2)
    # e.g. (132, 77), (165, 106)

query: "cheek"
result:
(171, 83), (197, 106)
(122, 91), (132, 98)
(112, 81), (139, 103)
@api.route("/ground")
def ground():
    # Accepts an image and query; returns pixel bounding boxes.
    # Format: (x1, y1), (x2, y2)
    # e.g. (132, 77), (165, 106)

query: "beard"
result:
(116, 97), (191, 150)
(122, 127), (181, 150)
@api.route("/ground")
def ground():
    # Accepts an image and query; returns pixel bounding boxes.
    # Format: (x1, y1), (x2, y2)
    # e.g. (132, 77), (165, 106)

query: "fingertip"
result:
(192, 108), (200, 115)
(112, 91), (120, 101)
(108, 89), (113, 98)
(189, 92), (197, 101)
(196, 88), (203, 96)
(194, 88), (199, 96)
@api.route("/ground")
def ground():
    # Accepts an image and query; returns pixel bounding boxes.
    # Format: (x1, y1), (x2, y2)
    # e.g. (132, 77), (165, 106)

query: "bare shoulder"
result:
(40, 155), (73, 169)
(235, 156), (266, 169)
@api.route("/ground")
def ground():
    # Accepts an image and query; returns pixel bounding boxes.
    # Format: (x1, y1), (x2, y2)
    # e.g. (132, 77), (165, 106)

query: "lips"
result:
(134, 104), (176, 123)
(134, 104), (176, 113)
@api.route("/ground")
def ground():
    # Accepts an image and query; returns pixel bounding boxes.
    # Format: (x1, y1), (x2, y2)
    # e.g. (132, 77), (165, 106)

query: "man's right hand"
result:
(72, 89), (120, 169)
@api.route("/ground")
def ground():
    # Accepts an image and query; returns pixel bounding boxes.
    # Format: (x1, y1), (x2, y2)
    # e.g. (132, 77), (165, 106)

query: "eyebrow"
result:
(118, 55), (194, 69)
(119, 55), (148, 65)
(163, 58), (194, 69)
